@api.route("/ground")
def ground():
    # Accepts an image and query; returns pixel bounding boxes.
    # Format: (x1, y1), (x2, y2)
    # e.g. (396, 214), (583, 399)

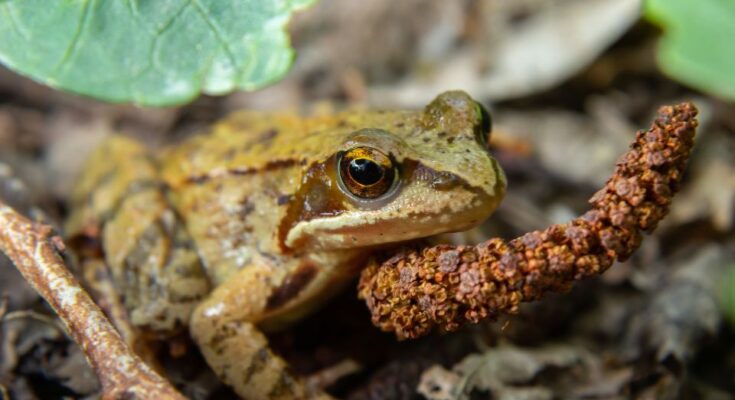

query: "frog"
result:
(65, 91), (506, 400)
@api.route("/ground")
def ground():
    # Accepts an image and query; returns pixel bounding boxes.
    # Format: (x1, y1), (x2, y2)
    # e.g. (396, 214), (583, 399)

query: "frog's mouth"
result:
(284, 203), (496, 251)
(281, 166), (505, 252)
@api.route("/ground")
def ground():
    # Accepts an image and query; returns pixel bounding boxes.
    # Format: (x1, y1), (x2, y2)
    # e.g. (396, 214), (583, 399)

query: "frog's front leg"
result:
(191, 262), (336, 400)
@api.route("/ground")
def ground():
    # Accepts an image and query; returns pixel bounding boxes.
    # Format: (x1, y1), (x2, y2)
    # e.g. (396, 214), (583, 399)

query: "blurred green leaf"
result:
(645, 0), (735, 101)
(721, 264), (735, 327)
(0, 0), (314, 106)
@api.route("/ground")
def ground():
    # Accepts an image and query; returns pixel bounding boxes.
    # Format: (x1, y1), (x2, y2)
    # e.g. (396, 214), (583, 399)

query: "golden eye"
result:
(338, 147), (396, 199)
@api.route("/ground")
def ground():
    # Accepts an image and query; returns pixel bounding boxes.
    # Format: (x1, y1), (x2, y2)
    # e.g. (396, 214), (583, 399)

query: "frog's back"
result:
(159, 110), (416, 188)
(159, 110), (415, 285)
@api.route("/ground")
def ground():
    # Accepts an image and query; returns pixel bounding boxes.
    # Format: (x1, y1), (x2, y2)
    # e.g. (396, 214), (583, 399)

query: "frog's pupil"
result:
(349, 158), (383, 186)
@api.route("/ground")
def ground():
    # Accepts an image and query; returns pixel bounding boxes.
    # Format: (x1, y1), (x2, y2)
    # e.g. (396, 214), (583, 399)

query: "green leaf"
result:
(0, 0), (314, 106)
(722, 264), (735, 327)
(645, 0), (735, 101)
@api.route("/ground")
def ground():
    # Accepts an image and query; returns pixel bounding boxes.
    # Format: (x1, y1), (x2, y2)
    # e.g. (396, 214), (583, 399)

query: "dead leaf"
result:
(422, 343), (591, 399)
(417, 365), (461, 400)
(454, 344), (586, 390)
(669, 130), (735, 232)
(493, 105), (632, 186)
(624, 245), (727, 363)
(370, 0), (642, 106)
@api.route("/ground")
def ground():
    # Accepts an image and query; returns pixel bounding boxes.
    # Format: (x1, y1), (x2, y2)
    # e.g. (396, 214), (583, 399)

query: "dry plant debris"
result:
(418, 344), (590, 400)
(368, 0), (643, 106)
(0, 201), (184, 400)
(359, 102), (698, 340)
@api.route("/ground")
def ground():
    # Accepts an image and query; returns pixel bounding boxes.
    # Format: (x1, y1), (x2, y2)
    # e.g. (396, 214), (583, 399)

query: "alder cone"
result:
(359, 102), (699, 340)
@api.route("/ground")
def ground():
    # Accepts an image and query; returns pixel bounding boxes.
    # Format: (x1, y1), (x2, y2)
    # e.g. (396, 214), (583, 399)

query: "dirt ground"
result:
(1, 1), (734, 399)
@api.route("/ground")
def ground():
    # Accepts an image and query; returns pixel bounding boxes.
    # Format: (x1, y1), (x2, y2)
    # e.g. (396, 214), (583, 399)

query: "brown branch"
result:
(359, 102), (698, 340)
(0, 202), (185, 400)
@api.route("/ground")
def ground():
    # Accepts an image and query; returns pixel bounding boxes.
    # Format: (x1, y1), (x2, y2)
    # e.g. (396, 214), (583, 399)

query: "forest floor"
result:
(1, 1), (734, 399)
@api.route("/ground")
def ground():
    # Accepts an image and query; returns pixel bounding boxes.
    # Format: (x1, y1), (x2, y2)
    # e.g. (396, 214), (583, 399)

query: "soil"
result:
(1, 1), (733, 399)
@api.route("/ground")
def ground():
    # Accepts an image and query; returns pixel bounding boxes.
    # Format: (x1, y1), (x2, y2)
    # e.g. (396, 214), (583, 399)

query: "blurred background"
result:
(1, 0), (733, 399)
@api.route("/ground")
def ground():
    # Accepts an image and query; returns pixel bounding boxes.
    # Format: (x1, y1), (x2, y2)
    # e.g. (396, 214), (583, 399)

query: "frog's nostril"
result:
(412, 163), (462, 190)
(429, 171), (460, 190)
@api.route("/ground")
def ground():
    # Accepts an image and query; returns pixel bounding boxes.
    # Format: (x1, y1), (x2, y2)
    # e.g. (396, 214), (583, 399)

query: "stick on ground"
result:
(0, 202), (185, 400)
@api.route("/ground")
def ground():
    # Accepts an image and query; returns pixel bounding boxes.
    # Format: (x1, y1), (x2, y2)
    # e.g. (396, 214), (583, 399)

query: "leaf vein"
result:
(190, 0), (238, 70)
(154, 0), (192, 35)
(1, 4), (30, 41)
(54, 0), (94, 75)
(124, 0), (138, 16)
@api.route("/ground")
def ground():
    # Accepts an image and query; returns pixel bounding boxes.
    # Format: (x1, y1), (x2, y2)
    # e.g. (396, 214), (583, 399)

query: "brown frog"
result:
(66, 91), (506, 399)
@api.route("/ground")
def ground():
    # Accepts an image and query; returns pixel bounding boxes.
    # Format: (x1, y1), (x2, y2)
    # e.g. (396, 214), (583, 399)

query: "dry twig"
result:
(2, 309), (67, 332)
(0, 202), (184, 399)
(359, 102), (699, 340)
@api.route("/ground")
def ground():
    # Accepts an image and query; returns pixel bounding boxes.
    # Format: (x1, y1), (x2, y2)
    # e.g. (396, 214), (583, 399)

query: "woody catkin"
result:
(359, 102), (698, 340)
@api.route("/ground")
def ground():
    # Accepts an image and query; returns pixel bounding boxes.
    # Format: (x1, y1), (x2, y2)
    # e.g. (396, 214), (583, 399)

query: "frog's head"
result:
(280, 91), (506, 251)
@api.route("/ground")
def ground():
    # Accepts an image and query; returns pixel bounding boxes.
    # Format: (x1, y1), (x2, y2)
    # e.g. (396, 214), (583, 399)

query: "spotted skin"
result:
(66, 91), (506, 399)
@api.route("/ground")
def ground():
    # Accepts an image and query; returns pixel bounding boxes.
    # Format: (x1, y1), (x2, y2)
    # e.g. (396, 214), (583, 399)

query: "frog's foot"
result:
(190, 265), (334, 400)
(192, 318), (332, 400)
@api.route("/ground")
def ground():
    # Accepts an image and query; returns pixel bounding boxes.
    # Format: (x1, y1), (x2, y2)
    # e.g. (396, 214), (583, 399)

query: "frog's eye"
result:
(338, 147), (397, 199)
(475, 102), (492, 146)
